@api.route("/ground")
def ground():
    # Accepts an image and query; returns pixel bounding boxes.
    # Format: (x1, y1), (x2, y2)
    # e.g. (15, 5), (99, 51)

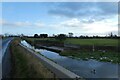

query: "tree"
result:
(110, 32), (113, 38)
(20, 34), (24, 37)
(55, 34), (67, 41)
(114, 34), (117, 38)
(68, 32), (73, 38)
(40, 34), (48, 38)
(34, 34), (39, 38)
(52, 34), (55, 37)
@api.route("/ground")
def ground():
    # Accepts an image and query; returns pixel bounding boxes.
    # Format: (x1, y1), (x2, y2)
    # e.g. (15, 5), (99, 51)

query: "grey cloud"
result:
(2, 21), (44, 27)
(81, 19), (95, 24)
(48, 2), (118, 23)
(97, 2), (118, 15)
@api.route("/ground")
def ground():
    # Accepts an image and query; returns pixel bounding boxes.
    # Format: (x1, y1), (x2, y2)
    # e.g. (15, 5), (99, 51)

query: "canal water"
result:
(21, 40), (119, 79)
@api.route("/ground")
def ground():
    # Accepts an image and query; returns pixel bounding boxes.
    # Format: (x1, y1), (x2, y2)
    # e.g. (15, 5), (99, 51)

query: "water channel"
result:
(21, 40), (119, 79)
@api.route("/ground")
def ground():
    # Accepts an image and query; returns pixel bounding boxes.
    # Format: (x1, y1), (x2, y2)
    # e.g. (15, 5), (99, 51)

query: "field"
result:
(65, 38), (118, 46)
(24, 38), (118, 46)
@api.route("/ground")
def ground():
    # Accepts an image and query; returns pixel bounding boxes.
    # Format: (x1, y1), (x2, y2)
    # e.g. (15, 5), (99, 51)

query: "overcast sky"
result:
(1, 2), (118, 36)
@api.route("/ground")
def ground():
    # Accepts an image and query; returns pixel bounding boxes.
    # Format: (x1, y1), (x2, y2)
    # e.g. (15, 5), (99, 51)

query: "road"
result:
(0, 38), (2, 79)
(0, 37), (13, 79)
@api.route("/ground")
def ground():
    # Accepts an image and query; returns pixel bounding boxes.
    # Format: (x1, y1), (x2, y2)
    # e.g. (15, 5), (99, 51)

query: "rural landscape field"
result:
(1, 1), (119, 80)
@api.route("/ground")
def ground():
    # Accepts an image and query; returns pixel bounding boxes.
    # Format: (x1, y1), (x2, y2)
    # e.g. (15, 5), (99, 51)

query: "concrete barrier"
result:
(19, 43), (84, 80)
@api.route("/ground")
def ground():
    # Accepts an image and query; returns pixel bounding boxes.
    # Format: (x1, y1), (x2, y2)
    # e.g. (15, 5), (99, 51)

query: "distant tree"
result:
(34, 34), (39, 38)
(79, 35), (84, 38)
(4, 33), (9, 37)
(74, 36), (78, 38)
(44, 34), (46, 38)
(20, 34), (24, 37)
(40, 34), (48, 38)
(85, 35), (89, 38)
(52, 34), (55, 37)
(110, 32), (113, 38)
(114, 34), (117, 38)
(68, 32), (73, 38)
(93, 35), (99, 38)
(55, 34), (67, 41)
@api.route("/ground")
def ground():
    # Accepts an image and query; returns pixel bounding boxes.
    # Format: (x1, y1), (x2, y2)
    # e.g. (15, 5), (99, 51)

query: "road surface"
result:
(0, 37), (13, 79)
(0, 38), (2, 79)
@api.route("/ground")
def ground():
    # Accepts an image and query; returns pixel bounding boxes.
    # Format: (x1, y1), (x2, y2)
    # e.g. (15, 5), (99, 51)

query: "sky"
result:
(1, 2), (118, 36)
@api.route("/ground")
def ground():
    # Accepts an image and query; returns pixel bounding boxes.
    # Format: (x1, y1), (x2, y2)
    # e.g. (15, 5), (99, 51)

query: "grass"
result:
(23, 38), (57, 42)
(10, 38), (57, 78)
(60, 50), (119, 64)
(65, 38), (118, 46)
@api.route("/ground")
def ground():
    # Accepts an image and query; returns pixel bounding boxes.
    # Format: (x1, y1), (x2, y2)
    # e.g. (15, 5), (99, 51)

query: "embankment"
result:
(10, 39), (57, 79)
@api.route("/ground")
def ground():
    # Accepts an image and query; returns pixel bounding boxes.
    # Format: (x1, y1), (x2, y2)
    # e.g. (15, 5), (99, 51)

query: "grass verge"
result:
(10, 38), (57, 79)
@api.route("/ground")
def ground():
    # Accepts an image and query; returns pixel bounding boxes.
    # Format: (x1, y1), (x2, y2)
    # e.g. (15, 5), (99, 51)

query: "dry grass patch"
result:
(10, 38), (57, 79)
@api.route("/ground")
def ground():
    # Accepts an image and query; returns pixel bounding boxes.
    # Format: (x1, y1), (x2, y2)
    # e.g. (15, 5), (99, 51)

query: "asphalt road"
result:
(1, 37), (13, 78)
(0, 38), (2, 79)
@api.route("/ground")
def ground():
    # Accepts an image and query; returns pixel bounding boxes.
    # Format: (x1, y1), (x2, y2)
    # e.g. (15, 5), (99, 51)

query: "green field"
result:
(24, 38), (118, 46)
(24, 38), (57, 42)
(65, 38), (118, 46)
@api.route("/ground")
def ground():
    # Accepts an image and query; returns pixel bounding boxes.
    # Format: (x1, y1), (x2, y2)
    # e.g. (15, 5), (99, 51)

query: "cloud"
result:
(34, 22), (45, 27)
(49, 16), (118, 36)
(14, 21), (31, 27)
(83, 22), (117, 34)
(2, 20), (30, 27)
(2, 13), (118, 36)
(48, 2), (118, 23)
(0, 19), (5, 25)
(2, 20), (45, 27)
(81, 18), (95, 24)
(60, 18), (83, 27)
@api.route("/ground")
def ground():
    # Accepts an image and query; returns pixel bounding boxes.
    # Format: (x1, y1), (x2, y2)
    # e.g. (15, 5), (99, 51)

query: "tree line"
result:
(32, 32), (119, 40)
(34, 34), (48, 38)
(2, 32), (119, 40)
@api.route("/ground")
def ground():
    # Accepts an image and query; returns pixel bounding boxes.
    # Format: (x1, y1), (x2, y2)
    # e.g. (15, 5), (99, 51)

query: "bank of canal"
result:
(21, 40), (119, 79)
